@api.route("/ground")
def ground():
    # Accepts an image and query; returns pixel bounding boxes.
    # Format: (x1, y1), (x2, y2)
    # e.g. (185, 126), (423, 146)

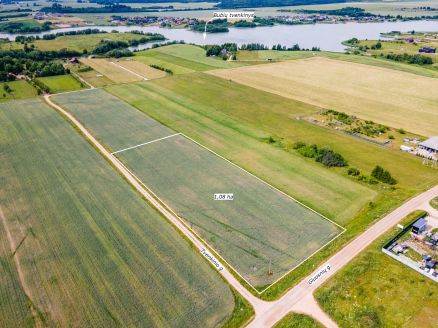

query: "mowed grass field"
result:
(0, 80), (37, 101)
(80, 58), (145, 84)
(36, 74), (84, 93)
(209, 56), (438, 136)
(69, 64), (114, 88)
(53, 89), (343, 289)
(134, 44), (249, 75)
(116, 59), (167, 79)
(0, 98), (234, 327)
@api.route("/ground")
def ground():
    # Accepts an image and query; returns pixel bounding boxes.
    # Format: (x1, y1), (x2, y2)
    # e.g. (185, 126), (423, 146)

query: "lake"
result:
(1, 20), (437, 52)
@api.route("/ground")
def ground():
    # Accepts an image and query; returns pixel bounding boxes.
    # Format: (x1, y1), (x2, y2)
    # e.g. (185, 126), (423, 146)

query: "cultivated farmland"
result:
(0, 98), (234, 327)
(53, 89), (343, 289)
(209, 56), (438, 137)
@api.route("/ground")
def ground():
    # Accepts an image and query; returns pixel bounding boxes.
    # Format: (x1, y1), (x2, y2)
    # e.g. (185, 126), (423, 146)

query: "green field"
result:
(0, 98), (234, 326)
(106, 77), (377, 223)
(430, 196), (438, 210)
(104, 72), (438, 300)
(0, 32), (157, 52)
(52, 89), (343, 289)
(134, 44), (248, 74)
(315, 210), (438, 327)
(0, 80), (37, 101)
(237, 50), (315, 61)
(355, 39), (438, 64)
(36, 75), (85, 93)
(274, 313), (323, 328)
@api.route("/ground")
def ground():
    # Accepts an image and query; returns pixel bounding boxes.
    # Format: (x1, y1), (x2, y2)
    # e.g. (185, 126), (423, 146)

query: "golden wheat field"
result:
(209, 57), (438, 137)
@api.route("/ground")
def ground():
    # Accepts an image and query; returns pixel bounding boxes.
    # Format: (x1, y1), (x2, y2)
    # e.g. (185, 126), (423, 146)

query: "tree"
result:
(371, 165), (397, 185)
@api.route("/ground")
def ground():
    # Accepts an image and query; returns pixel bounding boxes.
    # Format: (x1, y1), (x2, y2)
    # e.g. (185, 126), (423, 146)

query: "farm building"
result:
(419, 47), (436, 53)
(412, 218), (427, 235)
(419, 136), (438, 154)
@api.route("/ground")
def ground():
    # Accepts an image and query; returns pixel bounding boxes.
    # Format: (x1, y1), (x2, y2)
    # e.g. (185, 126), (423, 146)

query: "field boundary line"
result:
(112, 133), (181, 154)
(114, 136), (345, 294)
(110, 61), (149, 81)
(180, 133), (346, 231)
(111, 154), (264, 294)
(116, 130), (346, 294)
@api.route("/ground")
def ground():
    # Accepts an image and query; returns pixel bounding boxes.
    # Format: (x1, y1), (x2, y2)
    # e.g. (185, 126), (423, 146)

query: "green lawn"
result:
(36, 75), (85, 93)
(430, 196), (438, 210)
(274, 313), (323, 328)
(52, 89), (342, 289)
(134, 44), (248, 74)
(0, 98), (235, 327)
(0, 80), (37, 101)
(315, 210), (438, 327)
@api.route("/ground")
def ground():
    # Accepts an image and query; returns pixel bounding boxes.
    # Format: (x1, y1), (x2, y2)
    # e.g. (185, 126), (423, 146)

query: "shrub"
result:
(315, 147), (348, 167)
(348, 167), (360, 176)
(297, 144), (318, 158)
(371, 165), (397, 185)
(397, 128), (406, 134)
(292, 141), (306, 149)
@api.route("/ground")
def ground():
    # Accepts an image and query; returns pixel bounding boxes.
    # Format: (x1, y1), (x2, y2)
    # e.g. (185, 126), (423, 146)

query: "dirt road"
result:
(43, 94), (265, 312)
(45, 94), (438, 328)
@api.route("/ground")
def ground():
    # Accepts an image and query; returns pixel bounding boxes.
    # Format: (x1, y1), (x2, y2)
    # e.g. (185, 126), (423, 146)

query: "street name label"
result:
(213, 12), (254, 19)
(214, 193), (234, 201)
(308, 264), (331, 285)
(201, 248), (224, 272)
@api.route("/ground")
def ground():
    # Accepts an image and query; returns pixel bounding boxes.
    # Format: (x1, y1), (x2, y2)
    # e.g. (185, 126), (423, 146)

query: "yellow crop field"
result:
(80, 58), (144, 84)
(209, 57), (438, 137)
(116, 59), (167, 79)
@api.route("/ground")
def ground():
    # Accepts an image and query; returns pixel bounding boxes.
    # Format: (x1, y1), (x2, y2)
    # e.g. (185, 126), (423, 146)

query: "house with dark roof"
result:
(412, 218), (427, 234)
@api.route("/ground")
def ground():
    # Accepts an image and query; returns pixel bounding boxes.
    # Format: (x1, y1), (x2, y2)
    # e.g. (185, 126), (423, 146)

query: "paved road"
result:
(248, 184), (438, 328)
(45, 94), (438, 328)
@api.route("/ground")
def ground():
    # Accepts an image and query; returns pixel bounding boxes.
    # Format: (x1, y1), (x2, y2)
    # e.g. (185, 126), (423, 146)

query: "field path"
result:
(44, 94), (438, 328)
(110, 61), (148, 80)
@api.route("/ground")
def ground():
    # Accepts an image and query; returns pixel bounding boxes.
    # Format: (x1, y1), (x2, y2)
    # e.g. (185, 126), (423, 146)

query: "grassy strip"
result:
(223, 288), (255, 328)
(430, 197), (438, 210)
(274, 313), (323, 328)
(315, 210), (438, 327)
